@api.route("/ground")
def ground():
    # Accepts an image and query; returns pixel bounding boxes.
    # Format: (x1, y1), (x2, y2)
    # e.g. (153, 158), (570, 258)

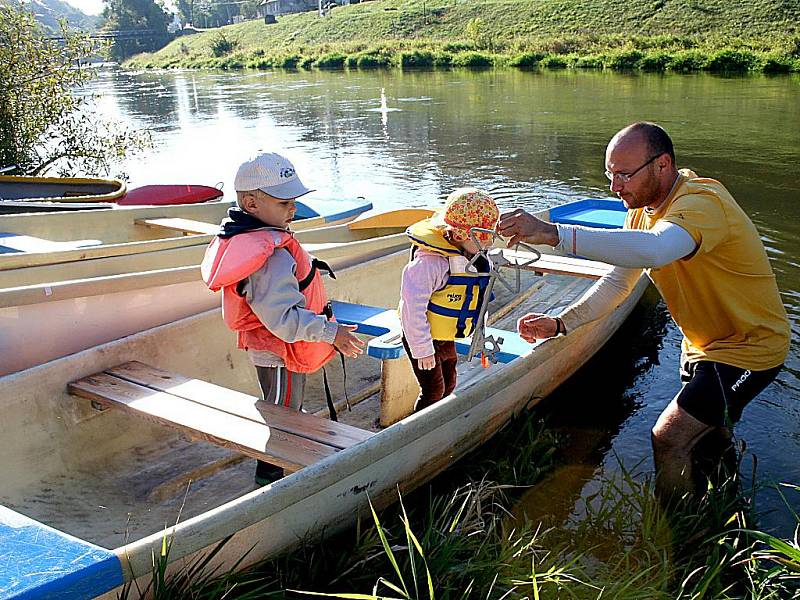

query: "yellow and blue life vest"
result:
(406, 221), (493, 341)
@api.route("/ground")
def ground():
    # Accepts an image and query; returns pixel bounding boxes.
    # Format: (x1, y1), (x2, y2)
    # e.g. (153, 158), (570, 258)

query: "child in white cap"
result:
(399, 188), (499, 412)
(201, 151), (364, 485)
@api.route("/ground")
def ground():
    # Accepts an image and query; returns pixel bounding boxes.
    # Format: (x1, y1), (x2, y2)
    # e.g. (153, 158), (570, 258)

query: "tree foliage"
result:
(101, 0), (172, 60)
(0, 5), (149, 176)
(176, 0), (260, 28)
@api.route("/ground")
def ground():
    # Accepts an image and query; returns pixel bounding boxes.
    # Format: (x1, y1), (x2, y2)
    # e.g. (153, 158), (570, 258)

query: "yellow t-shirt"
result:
(625, 169), (790, 370)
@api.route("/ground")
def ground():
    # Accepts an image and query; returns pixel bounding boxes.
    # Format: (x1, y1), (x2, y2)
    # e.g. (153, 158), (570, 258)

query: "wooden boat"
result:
(0, 175), (126, 204)
(0, 208), (434, 375)
(0, 176), (371, 221)
(0, 200), (648, 598)
(0, 197), (374, 287)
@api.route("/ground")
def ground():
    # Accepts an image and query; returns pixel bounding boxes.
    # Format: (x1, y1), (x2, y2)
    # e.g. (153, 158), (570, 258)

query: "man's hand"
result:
(517, 313), (559, 342)
(417, 355), (436, 370)
(498, 209), (560, 247)
(334, 324), (365, 358)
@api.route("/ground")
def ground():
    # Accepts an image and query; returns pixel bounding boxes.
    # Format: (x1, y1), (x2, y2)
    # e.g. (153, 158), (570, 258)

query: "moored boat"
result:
(0, 174), (126, 206)
(0, 196), (375, 286)
(0, 199), (646, 598)
(0, 208), (434, 375)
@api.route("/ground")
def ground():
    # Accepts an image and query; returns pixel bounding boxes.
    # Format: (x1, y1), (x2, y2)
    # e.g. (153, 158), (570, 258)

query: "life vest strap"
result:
(298, 257), (336, 292)
(321, 352), (351, 421)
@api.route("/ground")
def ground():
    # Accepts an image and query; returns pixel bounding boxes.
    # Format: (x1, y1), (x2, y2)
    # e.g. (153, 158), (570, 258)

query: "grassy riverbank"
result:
(127, 0), (800, 72)
(120, 413), (800, 599)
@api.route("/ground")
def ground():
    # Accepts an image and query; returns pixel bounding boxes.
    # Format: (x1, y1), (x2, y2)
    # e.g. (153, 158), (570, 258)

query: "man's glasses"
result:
(605, 153), (662, 183)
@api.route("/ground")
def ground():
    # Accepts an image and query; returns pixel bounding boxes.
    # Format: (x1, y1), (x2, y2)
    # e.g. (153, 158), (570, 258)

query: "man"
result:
(498, 122), (789, 500)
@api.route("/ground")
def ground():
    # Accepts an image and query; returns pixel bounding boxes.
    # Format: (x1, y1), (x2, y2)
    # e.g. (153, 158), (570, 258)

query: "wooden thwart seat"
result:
(500, 249), (613, 280)
(0, 232), (103, 254)
(134, 217), (218, 236)
(68, 361), (372, 472)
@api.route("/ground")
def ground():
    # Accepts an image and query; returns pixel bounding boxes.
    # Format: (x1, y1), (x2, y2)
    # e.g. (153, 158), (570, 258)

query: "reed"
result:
(123, 413), (800, 598)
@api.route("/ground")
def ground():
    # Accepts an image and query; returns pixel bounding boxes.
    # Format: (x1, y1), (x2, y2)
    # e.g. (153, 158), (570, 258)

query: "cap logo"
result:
(279, 167), (295, 179)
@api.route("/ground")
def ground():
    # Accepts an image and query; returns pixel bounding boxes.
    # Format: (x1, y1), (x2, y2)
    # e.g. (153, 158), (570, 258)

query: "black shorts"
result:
(676, 360), (782, 427)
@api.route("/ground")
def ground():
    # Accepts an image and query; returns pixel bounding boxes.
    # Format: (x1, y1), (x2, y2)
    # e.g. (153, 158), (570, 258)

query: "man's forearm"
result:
(559, 266), (642, 332)
(554, 221), (696, 268)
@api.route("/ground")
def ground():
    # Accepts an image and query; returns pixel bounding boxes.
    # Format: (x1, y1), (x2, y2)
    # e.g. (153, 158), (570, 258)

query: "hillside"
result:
(6, 0), (100, 31)
(128, 0), (800, 72)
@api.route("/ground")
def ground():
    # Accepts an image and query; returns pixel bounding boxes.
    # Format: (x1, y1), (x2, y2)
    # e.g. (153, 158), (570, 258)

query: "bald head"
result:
(610, 122), (675, 166)
(605, 122), (680, 210)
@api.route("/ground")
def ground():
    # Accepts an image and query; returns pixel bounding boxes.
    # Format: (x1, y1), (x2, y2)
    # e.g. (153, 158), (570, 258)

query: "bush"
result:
(249, 58), (272, 69)
(219, 57), (244, 69)
(399, 50), (435, 68)
(606, 49), (644, 70)
(540, 55), (568, 69)
(705, 49), (758, 72)
(451, 51), (494, 68)
(509, 51), (545, 68)
(762, 55), (796, 73)
(668, 50), (708, 71)
(790, 34), (800, 58)
(298, 55), (315, 69)
(574, 54), (605, 69)
(314, 53), (346, 69)
(432, 52), (454, 67)
(465, 17), (493, 51)
(355, 53), (391, 69)
(638, 52), (671, 71)
(278, 54), (301, 69)
(210, 31), (238, 57)
(442, 41), (474, 53)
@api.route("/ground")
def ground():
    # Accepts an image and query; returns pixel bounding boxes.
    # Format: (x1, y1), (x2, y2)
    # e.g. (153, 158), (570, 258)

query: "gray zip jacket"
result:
(240, 247), (338, 368)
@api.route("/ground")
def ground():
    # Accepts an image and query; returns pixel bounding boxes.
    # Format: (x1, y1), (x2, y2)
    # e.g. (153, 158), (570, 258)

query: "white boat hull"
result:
(0, 230), (411, 375)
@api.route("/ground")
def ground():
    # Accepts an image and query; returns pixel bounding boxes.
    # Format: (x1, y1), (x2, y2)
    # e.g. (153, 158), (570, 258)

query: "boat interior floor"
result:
(5, 269), (596, 549)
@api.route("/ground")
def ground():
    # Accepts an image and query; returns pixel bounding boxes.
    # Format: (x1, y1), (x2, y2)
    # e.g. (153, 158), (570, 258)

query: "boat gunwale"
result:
(0, 232), (410, 308)
(110, 272), (650, 581)
(0, 206), (392, 272)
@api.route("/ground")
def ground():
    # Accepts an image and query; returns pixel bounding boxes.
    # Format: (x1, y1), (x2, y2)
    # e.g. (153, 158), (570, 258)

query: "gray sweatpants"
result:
(254, 366), (306, 482)
(255, 365), (306, 410)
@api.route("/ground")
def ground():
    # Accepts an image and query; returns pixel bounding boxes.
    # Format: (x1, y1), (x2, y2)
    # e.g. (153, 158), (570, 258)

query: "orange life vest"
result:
(201, 228), (336, 373)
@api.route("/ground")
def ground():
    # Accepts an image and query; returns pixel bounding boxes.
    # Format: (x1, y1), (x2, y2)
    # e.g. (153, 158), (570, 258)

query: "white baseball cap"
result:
(234, 152), (315, 199)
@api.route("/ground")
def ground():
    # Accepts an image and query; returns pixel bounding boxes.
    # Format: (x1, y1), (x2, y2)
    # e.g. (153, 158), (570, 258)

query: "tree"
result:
(0, 5), (149, 176)
(101, 0), (172, 60)
(176, 0), (260, 29)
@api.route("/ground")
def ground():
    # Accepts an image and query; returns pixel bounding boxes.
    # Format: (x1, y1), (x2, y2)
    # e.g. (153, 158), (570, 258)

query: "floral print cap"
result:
(433, 187), (499, 243)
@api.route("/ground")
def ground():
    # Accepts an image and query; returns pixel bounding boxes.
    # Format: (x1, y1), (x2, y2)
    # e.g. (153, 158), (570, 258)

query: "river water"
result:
(88, 67), (799, 534)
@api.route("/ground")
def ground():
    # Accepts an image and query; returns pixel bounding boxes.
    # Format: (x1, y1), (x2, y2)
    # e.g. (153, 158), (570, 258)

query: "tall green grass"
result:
(122, 412), (800, 598)
(129, 38), (800, 73)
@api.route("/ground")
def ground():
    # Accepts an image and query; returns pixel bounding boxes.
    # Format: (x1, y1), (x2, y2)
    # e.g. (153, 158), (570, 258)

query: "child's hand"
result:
(334, 324), (365, 359)
(417, 355), (436, 370)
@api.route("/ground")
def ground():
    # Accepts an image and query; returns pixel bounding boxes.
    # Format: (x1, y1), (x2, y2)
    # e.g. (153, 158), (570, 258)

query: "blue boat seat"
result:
(331, 300), (530, 364)
(0, 232), (103, 254)
(548, 198), (627, 229)
(0, 505), (123, 599)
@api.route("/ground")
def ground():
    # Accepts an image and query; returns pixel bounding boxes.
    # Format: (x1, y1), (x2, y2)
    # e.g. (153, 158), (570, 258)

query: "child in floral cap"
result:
(399, 188), (499, 412)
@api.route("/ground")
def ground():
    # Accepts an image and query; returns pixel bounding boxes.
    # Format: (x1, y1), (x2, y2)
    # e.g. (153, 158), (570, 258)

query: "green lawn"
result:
(126, 0), (800, 72)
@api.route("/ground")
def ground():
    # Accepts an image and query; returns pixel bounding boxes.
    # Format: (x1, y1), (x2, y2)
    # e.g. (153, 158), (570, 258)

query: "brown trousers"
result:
(402, 336), (458, 412)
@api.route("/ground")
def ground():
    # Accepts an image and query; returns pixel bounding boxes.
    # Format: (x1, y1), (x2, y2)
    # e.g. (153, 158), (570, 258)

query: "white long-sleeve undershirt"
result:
(558, 266), (642, 332)
(553, 220), (697, 332)
(555, 220), (697, 268)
